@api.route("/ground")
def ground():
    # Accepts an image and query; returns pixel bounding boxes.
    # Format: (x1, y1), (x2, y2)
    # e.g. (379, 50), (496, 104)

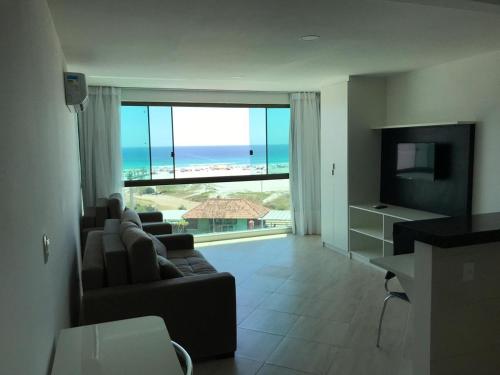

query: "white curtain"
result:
(289, 92), (321, 235)
(78, 86), (122, 207)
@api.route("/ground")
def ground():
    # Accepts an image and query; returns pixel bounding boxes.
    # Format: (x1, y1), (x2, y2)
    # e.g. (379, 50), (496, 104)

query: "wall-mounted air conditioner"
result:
(64, 72), (88, 112)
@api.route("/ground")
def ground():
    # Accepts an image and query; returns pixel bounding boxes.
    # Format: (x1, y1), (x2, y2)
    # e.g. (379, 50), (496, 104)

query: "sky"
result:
(121, 105), (290, 148)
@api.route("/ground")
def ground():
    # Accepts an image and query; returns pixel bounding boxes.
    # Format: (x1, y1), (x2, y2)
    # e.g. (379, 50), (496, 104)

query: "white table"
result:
(51, 316), (184, 375)
(370, 253), (414, 300)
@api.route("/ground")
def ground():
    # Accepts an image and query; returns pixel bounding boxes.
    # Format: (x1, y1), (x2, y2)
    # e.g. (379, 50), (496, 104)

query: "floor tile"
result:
(240, 309), (299, 335)
(299, 297), (359, 323)
(239, 274), (287, 293)
(257, 364), (310, 375)
(259, 293), (307, 315)
(236, 328), (284, 362)
(256, 266), (293, 279)
(198, 235), (410, 374)
(287, 316), (350, 346)
(276, 279), (322, 298)
(238, 304), (256, 325)
(327, 346), (401, 375)
(194, 360), (220, 375)
(213, 356), (264, 375)
(237, 289), (272, 309)
(267, 337), (334, 374)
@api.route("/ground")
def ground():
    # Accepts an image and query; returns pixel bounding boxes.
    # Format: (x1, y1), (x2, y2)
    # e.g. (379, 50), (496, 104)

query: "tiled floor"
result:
(194, 234), (412, 375)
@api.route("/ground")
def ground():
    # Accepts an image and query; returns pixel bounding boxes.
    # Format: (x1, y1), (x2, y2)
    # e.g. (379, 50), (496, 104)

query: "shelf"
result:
(350, 203), (445, 221)
(349, 203), (448, 259)
(351, 248), (383, 260)
(350, 227), (383, 240)
(371, 121), (474, 130)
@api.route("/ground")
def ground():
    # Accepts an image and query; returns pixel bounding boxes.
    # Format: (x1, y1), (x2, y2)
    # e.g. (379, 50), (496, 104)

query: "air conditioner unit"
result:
(64, 72), (88, 112)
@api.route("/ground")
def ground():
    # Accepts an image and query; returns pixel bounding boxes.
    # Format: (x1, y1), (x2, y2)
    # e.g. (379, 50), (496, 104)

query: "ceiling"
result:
(48, 0), (500, 91)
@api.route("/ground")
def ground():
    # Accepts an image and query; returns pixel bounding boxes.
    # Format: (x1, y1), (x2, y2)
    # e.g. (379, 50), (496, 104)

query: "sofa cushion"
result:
(121, 208), (142, 229)
(148, 233), (168, 258)
(167, 249), (217, 276)
(157, 255), (184, 279)
(120, 225), (160, 283)
(108, 193), (124, 219)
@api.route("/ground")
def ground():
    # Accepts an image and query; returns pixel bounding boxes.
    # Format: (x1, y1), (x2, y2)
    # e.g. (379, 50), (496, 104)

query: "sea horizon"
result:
(122, 144), (289, 171)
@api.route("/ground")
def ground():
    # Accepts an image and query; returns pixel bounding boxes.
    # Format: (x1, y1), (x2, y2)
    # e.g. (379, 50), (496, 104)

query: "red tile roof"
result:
(182, 198), (270, 219)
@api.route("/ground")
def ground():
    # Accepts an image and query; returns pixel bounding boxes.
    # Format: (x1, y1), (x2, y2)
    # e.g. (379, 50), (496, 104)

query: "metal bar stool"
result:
(376, 271), (410, 348)
(172, 341), (193, 375)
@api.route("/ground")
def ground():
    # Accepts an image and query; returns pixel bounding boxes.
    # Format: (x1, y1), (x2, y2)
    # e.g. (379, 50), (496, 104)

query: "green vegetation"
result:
(227, 191), (290, 210)
(142, 186), (155, 195)
(174, 219), (189, 233)
(134, 203), (156, 212)
(156, 185), (190, 195)
(265, 194), (290, 210)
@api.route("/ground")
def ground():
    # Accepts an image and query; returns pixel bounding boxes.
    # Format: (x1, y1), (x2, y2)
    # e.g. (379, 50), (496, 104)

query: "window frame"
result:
(122, 101), (290, 187)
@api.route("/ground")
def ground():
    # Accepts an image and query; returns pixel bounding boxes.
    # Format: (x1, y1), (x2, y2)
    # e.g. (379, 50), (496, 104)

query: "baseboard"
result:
(322, 242), (348, 256)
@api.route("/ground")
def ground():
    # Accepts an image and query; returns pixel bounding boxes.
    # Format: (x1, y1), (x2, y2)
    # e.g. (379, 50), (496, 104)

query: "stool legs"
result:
(376, 294), (393, 348)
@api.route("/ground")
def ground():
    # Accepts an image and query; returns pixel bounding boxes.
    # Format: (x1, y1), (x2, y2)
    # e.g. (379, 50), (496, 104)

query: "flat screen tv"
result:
(396, 142), (435, 181)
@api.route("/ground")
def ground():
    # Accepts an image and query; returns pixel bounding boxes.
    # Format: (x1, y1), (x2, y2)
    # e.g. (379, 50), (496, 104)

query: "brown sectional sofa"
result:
(81, 193), (172, 249)
(81, 208), (237, 360)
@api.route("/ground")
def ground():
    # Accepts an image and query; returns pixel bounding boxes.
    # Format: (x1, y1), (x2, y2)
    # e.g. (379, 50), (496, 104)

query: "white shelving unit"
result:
(370, 121), (474, 130)
(348, 203), (445, 262)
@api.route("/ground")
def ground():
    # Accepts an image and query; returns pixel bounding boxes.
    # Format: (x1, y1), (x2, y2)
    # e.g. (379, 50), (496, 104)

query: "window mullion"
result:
(265, 108), (269, 175)
(147, 106), (152, 179)
(171, 106), (176, 179)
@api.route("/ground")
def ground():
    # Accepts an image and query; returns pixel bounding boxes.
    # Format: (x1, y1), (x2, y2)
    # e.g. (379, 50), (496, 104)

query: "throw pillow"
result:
(148, 233), (168, 258)
(120, 224), (160, 283)
(158, 255), (184, 279)
(108, 193), (124, 218)
(121, 208), (142, 229)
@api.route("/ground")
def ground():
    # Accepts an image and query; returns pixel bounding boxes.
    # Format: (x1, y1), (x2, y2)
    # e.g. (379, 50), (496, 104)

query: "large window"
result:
(121, 103), (291, 236)
(121, 104), (290, 184)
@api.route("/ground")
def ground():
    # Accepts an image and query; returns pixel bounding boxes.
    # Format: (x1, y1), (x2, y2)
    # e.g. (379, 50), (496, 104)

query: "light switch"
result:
(463, 262), (475, 282)
(42, 234), (50, 264)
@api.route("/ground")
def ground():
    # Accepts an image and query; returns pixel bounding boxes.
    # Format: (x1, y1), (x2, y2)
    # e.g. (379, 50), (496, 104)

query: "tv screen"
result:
(396, 143), (435, 181)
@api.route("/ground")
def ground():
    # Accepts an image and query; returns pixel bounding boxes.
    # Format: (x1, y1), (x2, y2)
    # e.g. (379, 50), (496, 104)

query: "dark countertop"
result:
(393, 212), (500, 248)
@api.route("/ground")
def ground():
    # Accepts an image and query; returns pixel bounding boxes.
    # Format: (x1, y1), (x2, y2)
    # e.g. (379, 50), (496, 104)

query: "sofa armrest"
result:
(142, 222), (173, 235)
(82, 231), (105, 291)
(81, 272), (236, 359)
(95, 199), (109, 227)
(155, 233), (193, 250)
(138, 211), (163, 223)
(81, 207), (97, 229)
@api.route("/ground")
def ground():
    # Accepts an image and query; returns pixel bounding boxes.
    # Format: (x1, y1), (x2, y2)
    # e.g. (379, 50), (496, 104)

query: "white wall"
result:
(348, 77), (385, 204)
(122, 88), (290, 105)
(0, 1), (81, 374)
(385, 50), (500, 214)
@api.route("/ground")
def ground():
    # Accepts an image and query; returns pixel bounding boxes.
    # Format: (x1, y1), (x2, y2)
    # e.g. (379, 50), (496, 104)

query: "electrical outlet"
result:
(42, 234), (50, 264)
(463, 262), (475, 282)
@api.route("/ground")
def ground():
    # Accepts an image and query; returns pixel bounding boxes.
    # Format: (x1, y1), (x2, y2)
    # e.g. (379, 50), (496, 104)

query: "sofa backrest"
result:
(82, 210), (163, 290)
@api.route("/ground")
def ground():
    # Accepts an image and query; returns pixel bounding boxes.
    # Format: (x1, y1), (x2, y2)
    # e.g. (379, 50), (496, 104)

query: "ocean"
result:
(122, 144), (289, 170)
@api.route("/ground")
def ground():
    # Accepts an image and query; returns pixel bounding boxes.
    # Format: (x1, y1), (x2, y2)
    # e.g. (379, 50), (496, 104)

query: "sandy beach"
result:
(123, 163), (289, 180)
